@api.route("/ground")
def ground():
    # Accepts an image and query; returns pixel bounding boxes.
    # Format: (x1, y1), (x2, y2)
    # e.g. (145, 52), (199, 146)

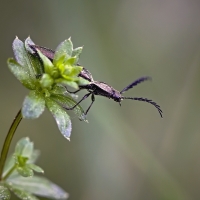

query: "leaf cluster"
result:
(8, 37), (88, 140)
(0, 138), (68, 200)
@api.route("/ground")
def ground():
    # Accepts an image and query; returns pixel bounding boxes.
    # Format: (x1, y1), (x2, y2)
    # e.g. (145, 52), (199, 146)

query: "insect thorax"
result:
(78, 67), (93, 82)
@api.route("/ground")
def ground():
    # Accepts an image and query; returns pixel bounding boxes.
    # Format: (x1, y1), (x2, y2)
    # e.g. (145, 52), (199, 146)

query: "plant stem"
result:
(0, 109), (22, 180)
(2, 164), (17, 181)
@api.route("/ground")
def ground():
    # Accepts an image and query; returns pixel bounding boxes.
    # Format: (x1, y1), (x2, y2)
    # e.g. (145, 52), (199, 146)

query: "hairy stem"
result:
(0, 109), (22, 180)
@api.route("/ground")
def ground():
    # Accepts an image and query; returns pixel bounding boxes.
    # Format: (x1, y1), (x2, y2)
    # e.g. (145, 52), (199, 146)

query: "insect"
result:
(66, 77), (163, 117)
(29, 45), (163, 117)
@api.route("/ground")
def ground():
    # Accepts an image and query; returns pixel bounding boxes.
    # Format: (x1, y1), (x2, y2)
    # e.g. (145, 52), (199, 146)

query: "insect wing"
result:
(29, 45), (55, 61)
(92, 81), (114, 97)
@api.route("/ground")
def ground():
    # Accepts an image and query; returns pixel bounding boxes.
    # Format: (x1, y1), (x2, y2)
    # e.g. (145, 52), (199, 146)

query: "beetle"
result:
(29, 44), (163, 117)
(65, 77), (163, 117)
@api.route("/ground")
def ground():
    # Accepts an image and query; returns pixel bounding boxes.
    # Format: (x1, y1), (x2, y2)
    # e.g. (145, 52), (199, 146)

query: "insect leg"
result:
(65, 87), (83, 94)
(85, 94), (95, 115)
(64, 92), (92, 110)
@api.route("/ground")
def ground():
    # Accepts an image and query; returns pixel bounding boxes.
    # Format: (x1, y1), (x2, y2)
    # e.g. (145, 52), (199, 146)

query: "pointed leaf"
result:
(8, 185), (39, 200)
(46, 98), (72, 140)
(24, 37), (36, 54)
(51, 94), (87, 122)
(72, 46), (83, 64)
(21, 141), (34, 158)
(55, 79), (79, 89)
(68, 93), (79, 99)
(17, 166), (33, 177)
(54, 54), (66, 68)
(9, 176), (69, 199)
(39, 74), (54, 89)
(37, 50), (54, 75)
(7, 58), (36, 90)
(51, 85), (67, 95)
(63, 57), (76, 65)
(51, 85), (79, 99)
(25, 37), (44, 75)
(62, 65), (82, 78)
(5, 150), (41, 180)
(15, 138), (32, 156)
(28, 150), (40, 164)
(53, 38), (73, 65)
(0, 184), (10, 200)
(3, 155), (15, 178)
(12, 37), (35, 79)
(22, 91), (45, 119)
(12, 37), (27, 66)
(28, 164), (44, 173)
(77, 77), (90, 86)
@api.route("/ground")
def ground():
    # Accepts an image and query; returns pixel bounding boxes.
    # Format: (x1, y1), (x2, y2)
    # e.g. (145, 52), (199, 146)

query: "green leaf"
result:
(22, 141), (34, 158)
(15, 138), (33, 157)
(12, 37), (35, 79)
(46, 98), (72, 140)
(53, 38), (73, 65)
(17, 166), (33, 177)
(24, 37), (35, 54)
(39, 74), (54, 89)
(5, 150), (40, 180)
(51, 94), (87, 122)
(7, 58), (36, 90)
(55, 79), (79, 89)
(22, 90), (45, 119)
(37, 50), (54, 75)
(62, 65), (82, 77)
(3, 155), (15, 178)
(12, 37), (27, 66)
(9, 176), (69, 199)
(77, 77), (90, 86)
(27, 164), (44, 173)
(0, 184), (10, 200)
(25, 37), (44, 75)
(68, 93), (79, 100)
(28, 150), (40, 164)
(72, 46), (83, 64)
(15, 156), (28, 166)
(8, 185), (39, 200)
(63, 57), (76, 65)
(51, 85), (79, 99)
(51, 85), (67, 95)
(54, 54), (65, 68)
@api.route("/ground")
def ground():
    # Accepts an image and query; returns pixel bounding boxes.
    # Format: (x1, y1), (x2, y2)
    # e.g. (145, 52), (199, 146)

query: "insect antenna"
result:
(122, 97), (163, 117)
(120, 76), (152, 94)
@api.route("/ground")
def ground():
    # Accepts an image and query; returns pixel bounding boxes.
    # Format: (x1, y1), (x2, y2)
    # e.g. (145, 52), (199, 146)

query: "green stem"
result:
(0, 109), (22, 180)
(2, 164), (17, 181)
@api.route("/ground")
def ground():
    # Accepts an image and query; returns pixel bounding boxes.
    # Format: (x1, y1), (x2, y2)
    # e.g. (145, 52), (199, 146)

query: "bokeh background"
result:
(1, 1), (200, 200)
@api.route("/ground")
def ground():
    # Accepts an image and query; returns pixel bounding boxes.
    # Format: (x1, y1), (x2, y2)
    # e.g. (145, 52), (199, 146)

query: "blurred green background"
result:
(1, 1), (200, 200)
